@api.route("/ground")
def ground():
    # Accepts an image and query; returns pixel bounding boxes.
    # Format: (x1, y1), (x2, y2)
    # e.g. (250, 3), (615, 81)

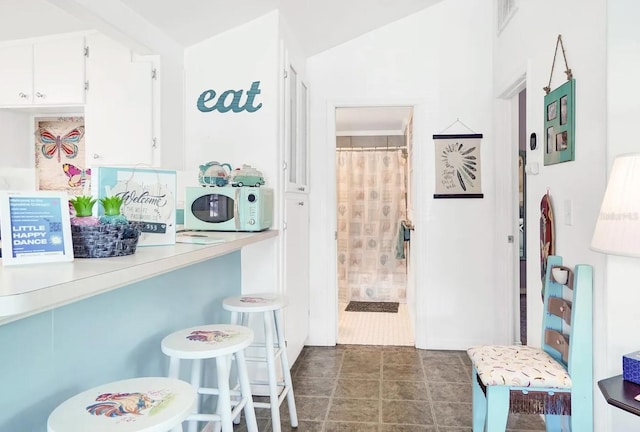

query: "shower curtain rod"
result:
(336, 145), (406, 151)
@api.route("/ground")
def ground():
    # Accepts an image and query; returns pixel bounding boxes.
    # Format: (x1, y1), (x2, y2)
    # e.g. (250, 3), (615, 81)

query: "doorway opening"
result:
(517, 89), (528, 345)
(334, 106), (415, 346)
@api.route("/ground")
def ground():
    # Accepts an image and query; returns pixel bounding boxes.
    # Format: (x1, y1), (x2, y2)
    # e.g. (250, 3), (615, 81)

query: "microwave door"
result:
(209, 195), (225, 220)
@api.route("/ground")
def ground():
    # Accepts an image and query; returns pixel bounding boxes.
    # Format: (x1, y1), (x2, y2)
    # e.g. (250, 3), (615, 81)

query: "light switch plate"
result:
(564, 199), (573, 226)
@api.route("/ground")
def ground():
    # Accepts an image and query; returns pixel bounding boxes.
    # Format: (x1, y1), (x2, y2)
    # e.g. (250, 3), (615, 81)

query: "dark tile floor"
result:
(234, 344), (547, 431)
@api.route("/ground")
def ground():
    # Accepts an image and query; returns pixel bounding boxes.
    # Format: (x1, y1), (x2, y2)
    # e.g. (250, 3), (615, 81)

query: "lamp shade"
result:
(591, 153), (640, 257)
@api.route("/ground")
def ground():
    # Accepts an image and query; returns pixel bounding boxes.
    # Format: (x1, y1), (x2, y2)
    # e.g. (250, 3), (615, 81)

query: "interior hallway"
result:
(234, 345), (546, 431)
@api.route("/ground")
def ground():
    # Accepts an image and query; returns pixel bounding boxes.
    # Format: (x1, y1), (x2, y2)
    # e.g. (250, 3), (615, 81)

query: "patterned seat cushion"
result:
(467, 345), (572, 389)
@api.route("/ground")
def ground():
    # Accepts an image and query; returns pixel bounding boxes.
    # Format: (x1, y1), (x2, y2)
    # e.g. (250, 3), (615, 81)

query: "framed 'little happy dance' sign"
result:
(0, 191), (74, 266)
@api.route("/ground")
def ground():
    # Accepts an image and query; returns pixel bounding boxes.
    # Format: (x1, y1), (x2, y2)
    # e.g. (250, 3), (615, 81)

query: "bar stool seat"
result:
(222, 295), (298, 432)
(161, 324), (258, 432)
(47, 376), (197, 432)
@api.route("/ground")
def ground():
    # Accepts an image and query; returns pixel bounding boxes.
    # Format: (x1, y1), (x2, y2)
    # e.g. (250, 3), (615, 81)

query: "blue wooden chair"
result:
(467, 255), (593, 431)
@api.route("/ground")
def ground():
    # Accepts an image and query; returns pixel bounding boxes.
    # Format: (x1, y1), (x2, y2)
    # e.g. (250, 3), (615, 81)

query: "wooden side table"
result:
(598, 375), (640, 416)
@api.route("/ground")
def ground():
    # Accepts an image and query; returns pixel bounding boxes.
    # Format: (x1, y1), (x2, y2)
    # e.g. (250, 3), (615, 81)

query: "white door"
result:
(283, 195), (309, 364)
(33, 36), (86, 105)
(0, 44), (33, 106)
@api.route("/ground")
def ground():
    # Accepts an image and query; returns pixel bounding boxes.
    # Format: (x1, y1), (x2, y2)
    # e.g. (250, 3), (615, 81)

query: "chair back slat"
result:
(551, 264), (575, 289)
(542, 256), (570, 365)
(548, 297), (572, 325)
(544, 328), (570, 363)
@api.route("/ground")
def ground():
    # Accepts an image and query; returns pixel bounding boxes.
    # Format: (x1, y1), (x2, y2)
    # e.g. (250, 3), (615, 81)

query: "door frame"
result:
(324, 98), (423, 346)
(496, 70), (528, 345)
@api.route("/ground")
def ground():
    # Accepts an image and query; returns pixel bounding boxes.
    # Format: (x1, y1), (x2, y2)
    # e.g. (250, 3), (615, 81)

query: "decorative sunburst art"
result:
(433, 133), (484, 198)
(441, 141), (478, 191)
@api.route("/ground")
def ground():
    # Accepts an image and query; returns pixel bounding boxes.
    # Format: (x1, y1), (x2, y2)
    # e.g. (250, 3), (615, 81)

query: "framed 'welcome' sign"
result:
(0, 191), (74, 266)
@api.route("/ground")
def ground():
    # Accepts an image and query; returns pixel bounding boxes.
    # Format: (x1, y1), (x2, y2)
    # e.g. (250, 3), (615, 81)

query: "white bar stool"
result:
(47, 376), (197, 432)
(222, 295), (298, 432)
(161, 324), (258, 432)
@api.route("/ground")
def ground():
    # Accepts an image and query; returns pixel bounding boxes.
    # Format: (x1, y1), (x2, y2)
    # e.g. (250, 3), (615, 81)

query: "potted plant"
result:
(69, 195), (100, 226)
(99, 196), (129, 225)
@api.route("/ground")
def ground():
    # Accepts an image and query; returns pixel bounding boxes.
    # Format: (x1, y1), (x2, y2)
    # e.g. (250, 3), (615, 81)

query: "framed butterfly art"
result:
(39, 125), (84, 163)
(35, 116), (88, 194)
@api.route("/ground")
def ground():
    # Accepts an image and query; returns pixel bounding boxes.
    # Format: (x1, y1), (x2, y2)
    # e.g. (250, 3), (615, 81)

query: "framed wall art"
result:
(93, 166), (177, 246)
(34, 116), (89, 195)
(432, 133), (483, 199)
(544, 80), (575, 166)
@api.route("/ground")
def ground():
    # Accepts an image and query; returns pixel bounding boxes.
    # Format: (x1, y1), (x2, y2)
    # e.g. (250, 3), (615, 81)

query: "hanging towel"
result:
(403, 221), (411, 241)
(396, 221), (410, 259)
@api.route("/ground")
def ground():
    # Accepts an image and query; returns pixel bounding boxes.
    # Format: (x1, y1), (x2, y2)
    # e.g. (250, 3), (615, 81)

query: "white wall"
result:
(0, 111), (32, 168)
(306, 0), (495, 349)
(495, 0), (609, 429)
(606, 1), (640, 430)
(184, 12), (281, 295)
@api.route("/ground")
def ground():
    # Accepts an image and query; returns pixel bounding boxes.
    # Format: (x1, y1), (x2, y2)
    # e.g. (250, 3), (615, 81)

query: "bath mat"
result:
(345, 301), (399, 313)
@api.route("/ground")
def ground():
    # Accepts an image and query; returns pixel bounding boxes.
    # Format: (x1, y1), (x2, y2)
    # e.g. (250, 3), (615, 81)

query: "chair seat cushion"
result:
(467, 345), (572, 389)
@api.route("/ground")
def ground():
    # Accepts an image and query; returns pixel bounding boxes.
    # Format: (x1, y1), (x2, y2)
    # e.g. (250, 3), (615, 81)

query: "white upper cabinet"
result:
(284, 56), (310, 193)
(84, 33), (156, 166)
(0, 35), (86, 107)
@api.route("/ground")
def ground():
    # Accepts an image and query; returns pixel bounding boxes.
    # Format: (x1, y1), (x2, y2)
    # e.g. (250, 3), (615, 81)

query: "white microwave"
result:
(184, 186), (273, 232)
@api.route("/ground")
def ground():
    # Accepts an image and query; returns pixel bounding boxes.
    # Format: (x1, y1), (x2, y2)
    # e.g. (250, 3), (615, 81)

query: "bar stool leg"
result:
(168, 357), (190, 432)
(264, 311), (282, 432)
(274, 308), (298, 427)
(188, 359), (202, 432)
(236, 348), (259, 432)
(230, 311), (240, 325)
(216, 355), (234, 432)
(168, 356), (181, 379)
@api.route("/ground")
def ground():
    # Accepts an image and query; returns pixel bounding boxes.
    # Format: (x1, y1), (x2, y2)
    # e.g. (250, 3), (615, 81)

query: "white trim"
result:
(336, 129), (405, 137)
(497, 71), (526, 99)
(494, 66), (529, 345)
(497, 0), (519, 35)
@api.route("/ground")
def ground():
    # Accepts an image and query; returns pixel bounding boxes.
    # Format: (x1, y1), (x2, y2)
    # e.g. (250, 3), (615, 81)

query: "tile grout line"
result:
(321, 348), (344, 430)
(422, 354), (441, 432)
(379, 349), (384, 426)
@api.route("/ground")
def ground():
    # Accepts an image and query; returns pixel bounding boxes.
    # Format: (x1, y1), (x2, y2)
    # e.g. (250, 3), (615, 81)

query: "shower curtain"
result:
(336, 149), (407, 304)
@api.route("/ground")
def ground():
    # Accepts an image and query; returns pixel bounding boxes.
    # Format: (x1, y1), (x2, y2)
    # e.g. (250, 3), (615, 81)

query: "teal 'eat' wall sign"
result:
(197, 81), (263, 113)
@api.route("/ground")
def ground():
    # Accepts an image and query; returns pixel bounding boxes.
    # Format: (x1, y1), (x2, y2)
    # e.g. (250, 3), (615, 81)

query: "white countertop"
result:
(0, 230), (278, 324)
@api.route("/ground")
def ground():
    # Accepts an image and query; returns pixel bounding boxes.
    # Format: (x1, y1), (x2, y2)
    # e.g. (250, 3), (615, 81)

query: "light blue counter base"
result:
(0, 251), (241, 431)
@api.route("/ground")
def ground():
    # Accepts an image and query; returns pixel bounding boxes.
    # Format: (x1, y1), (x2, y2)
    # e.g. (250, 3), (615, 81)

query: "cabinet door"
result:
(84, 34), (154, 166)
(284, 61), (310, 193)
(33, 37), (86, 105)
(0, 44), (33, 106)
(283, 195), (310, 364)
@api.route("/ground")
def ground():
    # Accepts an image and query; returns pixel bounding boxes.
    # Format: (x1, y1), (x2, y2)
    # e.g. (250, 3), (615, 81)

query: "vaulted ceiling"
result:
(0, 0), (443, 56)
(0, 0), (441, 132)
(114, 0), (443, 56)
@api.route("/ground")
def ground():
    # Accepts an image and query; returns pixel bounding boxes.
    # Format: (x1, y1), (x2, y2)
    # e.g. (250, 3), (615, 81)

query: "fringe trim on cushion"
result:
(476, 374), (571, 415)
(510, 390), (571, 415)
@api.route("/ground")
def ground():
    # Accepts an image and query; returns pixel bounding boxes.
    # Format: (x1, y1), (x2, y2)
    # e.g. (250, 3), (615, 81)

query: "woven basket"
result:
(70, 222), (142, 258)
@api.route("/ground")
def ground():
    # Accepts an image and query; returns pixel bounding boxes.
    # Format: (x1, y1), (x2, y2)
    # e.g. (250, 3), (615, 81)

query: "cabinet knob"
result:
(93, 154), (101, 159)
(35, 92), (46, 99)
(18, 92), (29, 99)
(298, 201), (304, 206)
(297, 187), (305, 191)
